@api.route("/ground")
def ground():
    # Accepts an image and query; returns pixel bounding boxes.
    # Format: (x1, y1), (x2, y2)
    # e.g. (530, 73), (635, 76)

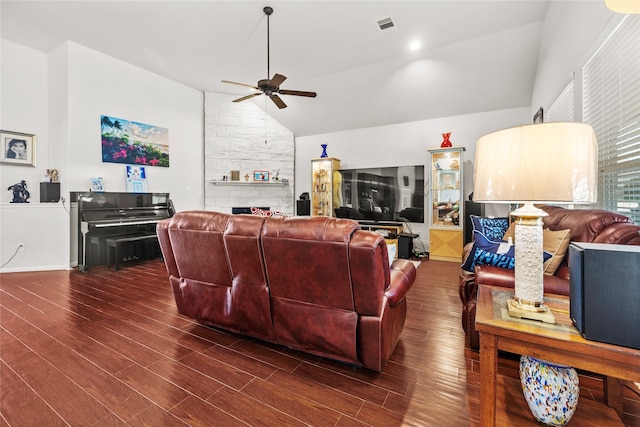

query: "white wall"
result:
(62, 42), (204, 212)
(1, 40), (49, 203)
(530, 1), (617, 117)
(295, 107), (530, 224)
(0, 1), (624, 271)
(204, 92), (295, 214)
(0, 40), (66, 272)
(293, 2), (624, 253)
(1, 40), (204, 272)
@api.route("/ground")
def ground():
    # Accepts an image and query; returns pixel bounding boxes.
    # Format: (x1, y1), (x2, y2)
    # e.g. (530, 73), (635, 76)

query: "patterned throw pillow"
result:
(461, 231), (552, 272)
(250, 207), (289, 217)
(251, 207), (272, 216)
(470, 215), (510, 241)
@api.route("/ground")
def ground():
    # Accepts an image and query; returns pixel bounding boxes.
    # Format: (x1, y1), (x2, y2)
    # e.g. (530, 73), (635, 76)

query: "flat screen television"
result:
(336, 165), (424, 223)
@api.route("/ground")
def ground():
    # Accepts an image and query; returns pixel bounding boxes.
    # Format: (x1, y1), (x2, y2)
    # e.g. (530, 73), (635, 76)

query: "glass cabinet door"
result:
(428, 147), (464, 228)
(311, 157), (341, 216)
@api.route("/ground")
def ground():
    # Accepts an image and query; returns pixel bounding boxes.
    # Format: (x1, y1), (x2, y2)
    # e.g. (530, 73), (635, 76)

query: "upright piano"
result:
(74, 192), (174, 271)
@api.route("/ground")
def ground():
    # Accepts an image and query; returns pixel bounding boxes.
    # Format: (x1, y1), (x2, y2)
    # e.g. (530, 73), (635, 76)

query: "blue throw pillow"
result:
(461, 231), (552, 272)
(470, 215), (510, 241)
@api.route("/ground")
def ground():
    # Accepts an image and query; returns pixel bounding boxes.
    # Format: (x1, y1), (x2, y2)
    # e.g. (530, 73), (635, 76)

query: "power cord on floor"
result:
(1, 244), (24, 269)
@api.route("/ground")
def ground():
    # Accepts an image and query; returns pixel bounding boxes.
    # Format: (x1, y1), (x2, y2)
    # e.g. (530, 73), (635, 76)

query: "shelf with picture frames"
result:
(209, 179), (289, 186)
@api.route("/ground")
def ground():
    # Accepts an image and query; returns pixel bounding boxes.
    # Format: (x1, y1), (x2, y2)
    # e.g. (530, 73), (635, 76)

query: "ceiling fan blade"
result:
(279, 89), (317, 98)
(233, 93), (262, 103)
(222, 80), (260, 90)
(270, 94), (287, 109)
(270, 73), (287, 88)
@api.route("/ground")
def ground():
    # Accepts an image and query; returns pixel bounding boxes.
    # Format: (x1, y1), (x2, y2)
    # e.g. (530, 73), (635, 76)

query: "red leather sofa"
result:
(459, 205), (640, 350)
(157, 210), (416, 372)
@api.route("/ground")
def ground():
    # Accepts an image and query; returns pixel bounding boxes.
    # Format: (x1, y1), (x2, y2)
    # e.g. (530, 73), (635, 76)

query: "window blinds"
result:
(583, 15), (640, 224)
(546, 81), (574, 123)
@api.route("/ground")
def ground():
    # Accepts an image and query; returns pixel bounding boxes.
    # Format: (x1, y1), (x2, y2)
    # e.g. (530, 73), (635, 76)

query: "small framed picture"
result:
(533, 107), (544, 124)
(253, 170), (269, 182)
(0, 130), (36, 166)
(90, 177), (105, 191)
(125, 165), (148, 193)
(230, 170), (240, 181)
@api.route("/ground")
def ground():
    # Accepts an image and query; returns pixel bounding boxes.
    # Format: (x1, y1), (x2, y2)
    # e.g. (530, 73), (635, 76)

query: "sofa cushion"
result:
(461, 230), (551, 272)
(470, 215), (510, 241)
(541, 228), (571, 275)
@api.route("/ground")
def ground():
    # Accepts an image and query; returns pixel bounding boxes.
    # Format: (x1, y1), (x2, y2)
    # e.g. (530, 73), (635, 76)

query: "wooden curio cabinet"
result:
(428, 147), (465, 262)
(311, 157), (341, 216)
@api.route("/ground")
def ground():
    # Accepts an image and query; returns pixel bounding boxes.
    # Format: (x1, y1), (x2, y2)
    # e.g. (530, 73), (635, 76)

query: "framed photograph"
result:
(0, 130), (36, 166)
(90, 177), (105, 192)
(533, 107), (544, 124)
(253, 170), (269, 182)
(125, 165), (148, 193)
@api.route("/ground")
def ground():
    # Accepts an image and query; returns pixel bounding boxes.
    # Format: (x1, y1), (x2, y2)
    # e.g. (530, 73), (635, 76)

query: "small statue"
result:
(49, 169), (59, 183)
(8, 180), (30, 203)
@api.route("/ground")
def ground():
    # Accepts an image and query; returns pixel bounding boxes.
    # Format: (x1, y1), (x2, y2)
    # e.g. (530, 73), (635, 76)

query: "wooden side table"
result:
(475, 285), (640, 427)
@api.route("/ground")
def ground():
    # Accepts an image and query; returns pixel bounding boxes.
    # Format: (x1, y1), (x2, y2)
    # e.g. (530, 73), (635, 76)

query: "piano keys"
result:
(73, 192), (174, 272)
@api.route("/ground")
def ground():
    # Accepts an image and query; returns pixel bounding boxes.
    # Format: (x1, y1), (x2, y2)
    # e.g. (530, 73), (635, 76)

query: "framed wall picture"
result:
(533, 107), (544, 124)
(0, 130), (36, 166)
(101, 115), (169, 167)
(253, 170), (269, 182)
(125, 165), (148, 192)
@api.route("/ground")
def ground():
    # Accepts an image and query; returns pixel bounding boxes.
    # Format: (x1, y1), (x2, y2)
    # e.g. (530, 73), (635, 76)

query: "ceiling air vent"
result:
(376, 16), (397, 33)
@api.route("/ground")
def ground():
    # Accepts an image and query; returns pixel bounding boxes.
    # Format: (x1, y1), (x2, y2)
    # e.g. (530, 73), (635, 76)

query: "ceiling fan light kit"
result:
(221, 6), (317, 109)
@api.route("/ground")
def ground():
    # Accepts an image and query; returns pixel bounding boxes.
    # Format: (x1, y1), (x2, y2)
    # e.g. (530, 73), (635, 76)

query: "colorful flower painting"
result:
(101, 115), (169, 167)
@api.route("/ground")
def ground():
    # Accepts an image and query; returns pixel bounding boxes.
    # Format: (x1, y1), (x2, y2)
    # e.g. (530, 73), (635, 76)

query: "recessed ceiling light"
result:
(409, 41), (421, 51)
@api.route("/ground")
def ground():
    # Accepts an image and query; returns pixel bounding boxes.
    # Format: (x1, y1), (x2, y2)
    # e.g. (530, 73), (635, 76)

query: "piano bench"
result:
(105, 233), (159, 271)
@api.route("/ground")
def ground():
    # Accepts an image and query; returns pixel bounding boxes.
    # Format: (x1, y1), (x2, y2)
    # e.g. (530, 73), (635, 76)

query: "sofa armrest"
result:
(385, 259), (416, 307)
(475, 265), (570, 296)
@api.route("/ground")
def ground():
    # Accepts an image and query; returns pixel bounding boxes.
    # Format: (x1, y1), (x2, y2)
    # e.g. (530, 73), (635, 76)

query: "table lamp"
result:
(473, 122), (598, 322)
(605, 0), (640, 14)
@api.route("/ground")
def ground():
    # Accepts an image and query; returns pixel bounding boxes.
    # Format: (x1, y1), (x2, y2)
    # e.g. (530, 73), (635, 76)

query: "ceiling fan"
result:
(221, 6), (317, 109)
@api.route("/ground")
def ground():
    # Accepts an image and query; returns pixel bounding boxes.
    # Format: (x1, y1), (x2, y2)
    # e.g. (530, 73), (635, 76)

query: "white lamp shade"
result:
(473, 122), (598, 204)
(605, 0), (640, 14)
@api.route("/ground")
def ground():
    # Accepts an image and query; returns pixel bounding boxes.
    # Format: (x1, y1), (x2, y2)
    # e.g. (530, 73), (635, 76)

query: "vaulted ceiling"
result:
(1, 1), (552, 136)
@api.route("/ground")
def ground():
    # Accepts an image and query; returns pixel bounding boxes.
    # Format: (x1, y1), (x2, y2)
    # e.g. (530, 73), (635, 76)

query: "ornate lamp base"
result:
(508, 202), (555, 324)
(507, 298), (555, 323)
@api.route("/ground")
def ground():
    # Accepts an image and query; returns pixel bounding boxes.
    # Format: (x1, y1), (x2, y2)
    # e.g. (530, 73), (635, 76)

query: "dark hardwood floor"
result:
(1, 259), (639, 426)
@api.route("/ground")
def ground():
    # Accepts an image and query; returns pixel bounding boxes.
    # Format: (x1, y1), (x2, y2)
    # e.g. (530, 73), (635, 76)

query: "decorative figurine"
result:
(49, 168), (59, 183)
(8, 180), (30, 203)
(244, 173), (250, 182)
(441, 132), (453, 148)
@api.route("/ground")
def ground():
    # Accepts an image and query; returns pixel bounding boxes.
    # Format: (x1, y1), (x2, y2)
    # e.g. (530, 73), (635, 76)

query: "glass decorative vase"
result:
(519, 355), (579, 426)
(320, 144), (328, 158)
(440, 132), (452, 148)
